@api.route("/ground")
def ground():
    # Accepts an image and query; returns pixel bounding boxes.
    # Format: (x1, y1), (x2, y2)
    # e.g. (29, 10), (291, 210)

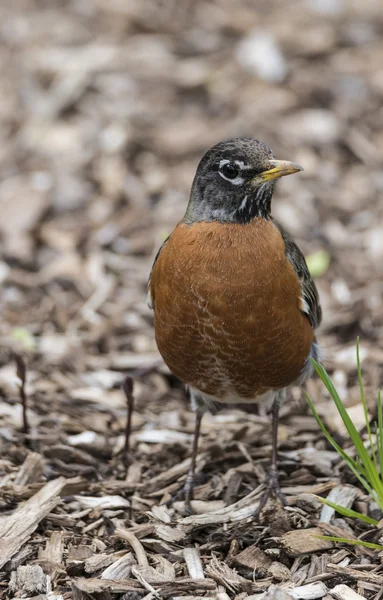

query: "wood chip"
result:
(133, 564), (171, 585)
(3, 545), (35, 573)
(232, 545), (273, 578)
(175, 499), (226, 514)
(72, 576), (143, 595)
(173, 597), (217, 600)
(38, 531), (65, 565)
(291, 582), (328, 599)
(330, 584), (367, 600)
(154, 523), (186, 542)
(319, 486), (359, 524)
(72, 576), (217, 595)
(84, 550), (129, 574)
(179, 485), (265, 529)
(101, 552), (136, 579)
(37, 531), (65, 575)
(151, 504), (173, 523)
(255, 587), (295, 600)
(204, 556), (247, 594)
(267, 561), (291, 581)
(0, 477), (65, 568)
(135, 428), (192, 444)
(327, 564), (383, 585)
(279, 528), (334, 557)
(184, 548), (204, 579)
(9, 565), (47, 596)
(68, 544), (93, 564)
(73, 494), (130, 509)
(13, 452), (44, 486)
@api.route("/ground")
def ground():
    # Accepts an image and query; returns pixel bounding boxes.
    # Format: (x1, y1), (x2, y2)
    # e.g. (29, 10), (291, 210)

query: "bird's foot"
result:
(254, 467), (287, 518)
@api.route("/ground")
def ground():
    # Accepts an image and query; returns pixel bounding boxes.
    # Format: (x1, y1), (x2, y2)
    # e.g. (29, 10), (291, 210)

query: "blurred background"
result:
(0, 0), (382, 484)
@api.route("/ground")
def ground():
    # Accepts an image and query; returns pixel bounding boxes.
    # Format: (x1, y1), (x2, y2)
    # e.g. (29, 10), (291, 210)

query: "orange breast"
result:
(150, 219), (314, 400)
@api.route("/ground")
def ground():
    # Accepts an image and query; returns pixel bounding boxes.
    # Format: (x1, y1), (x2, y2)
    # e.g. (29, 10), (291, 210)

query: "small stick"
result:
(122, 376), (135, 468)
(14, 353), (30, 446)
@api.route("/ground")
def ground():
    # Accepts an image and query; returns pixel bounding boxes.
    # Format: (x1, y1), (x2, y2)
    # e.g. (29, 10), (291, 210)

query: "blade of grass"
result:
(305, 378), (365, 478)
(317, 497), (379, 525)
(305, 392), (375, 498)
(306, 342), (383, 546)
(378, 389), (383, 479)
(313, 360), (370, 464)
(314, 535), (383, 551)
(311, 359), (383, 507)
(356, 337), (378, 474)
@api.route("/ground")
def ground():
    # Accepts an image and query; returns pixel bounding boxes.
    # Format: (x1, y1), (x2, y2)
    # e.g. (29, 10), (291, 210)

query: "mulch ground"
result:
(0, 1), (383, 598)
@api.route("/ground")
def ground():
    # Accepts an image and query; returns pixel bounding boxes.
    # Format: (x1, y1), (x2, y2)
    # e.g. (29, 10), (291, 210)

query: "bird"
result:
(147, 137), (321, 514)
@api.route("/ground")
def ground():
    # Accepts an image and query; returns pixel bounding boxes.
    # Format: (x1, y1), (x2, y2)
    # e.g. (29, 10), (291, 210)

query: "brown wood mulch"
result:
(1, 0), (383, 598)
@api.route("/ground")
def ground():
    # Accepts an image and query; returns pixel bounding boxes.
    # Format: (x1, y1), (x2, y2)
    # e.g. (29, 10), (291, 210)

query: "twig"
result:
(122, 376), (135, 468)
(132, 568), (161, 599)
(14, 353), (30, 444)
(114, 528), (149, 567)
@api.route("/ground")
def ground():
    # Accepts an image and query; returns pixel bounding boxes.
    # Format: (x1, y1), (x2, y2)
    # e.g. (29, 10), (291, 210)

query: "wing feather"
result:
(147, 235), (170, 310)
(273, 220), (322, 329)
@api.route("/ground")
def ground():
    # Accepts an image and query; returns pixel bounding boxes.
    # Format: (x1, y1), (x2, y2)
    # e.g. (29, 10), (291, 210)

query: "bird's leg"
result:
(184, 409), (204, 515)
(254, 390), (287, 516)
(267, 391), (286, 504)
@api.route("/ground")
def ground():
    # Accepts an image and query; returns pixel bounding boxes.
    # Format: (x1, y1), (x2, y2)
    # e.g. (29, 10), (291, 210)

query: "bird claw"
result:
(267, 466), (287, 505)
(253, 467), (287, 518)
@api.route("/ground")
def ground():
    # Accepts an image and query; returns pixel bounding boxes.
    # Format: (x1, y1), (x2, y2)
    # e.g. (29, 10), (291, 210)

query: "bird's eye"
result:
(221, 163), (239, 179)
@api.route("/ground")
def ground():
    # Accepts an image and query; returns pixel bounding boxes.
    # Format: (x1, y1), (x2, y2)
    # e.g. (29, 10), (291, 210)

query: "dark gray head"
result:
(184, 138), (303, 224)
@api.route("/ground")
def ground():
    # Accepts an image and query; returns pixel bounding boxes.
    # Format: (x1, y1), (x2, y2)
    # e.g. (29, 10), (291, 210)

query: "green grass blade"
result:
(313, 361), (368, 462)
(310, 359), (383, 507)
(378, 389), (383, 479)
(305, 386), (369, 482)
(315, 535), (383, 550)
(305, 391), (360, 472)
(305, 392), (375, 498)
(356, 338), (378, 474)
(318, 497), (379, 525)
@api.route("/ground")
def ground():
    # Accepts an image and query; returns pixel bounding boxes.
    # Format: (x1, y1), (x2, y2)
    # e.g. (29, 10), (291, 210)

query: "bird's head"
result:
(184, 138), (303, 224)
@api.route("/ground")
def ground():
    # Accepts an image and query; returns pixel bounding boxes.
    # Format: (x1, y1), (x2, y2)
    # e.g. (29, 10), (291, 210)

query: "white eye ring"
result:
(219, 159), (245, 185)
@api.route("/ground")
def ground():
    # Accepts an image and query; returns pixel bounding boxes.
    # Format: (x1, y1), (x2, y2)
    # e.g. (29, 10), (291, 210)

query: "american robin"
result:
(147, 138), (321, 514)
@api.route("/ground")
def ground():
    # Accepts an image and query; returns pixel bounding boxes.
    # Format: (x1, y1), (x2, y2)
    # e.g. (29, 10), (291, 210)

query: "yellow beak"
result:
(259, 160), (303, 183)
